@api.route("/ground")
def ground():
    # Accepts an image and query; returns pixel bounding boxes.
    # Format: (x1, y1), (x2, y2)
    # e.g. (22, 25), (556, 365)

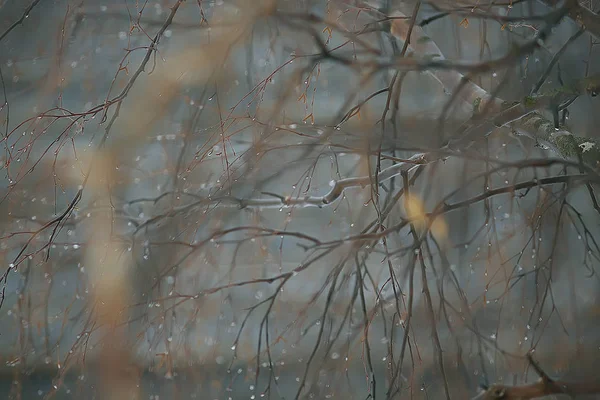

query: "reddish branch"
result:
(473, 354), (600, 399)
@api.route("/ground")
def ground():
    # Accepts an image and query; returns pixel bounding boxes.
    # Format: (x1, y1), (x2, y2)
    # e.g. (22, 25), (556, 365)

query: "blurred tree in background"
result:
(1, 0), (600, 399)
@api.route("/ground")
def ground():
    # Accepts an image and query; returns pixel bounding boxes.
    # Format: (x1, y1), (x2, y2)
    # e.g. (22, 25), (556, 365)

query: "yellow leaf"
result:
(405, 193), (426, 232)
(460, 18), (469, 28)
(406, 194), (448, 241)
(431, 216), (448, 242)
(405, 193), (424, 220)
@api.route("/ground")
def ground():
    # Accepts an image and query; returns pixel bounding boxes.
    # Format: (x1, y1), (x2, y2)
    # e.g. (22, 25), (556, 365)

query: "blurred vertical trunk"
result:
(85, 151), (139, 400)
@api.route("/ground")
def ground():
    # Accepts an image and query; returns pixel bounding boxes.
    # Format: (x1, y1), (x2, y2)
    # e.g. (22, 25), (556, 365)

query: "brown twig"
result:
(473, 353), (600, 399)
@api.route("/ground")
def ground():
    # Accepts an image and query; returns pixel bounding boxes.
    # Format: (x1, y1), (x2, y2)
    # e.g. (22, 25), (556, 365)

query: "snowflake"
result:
(579, 141), (595, 153)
